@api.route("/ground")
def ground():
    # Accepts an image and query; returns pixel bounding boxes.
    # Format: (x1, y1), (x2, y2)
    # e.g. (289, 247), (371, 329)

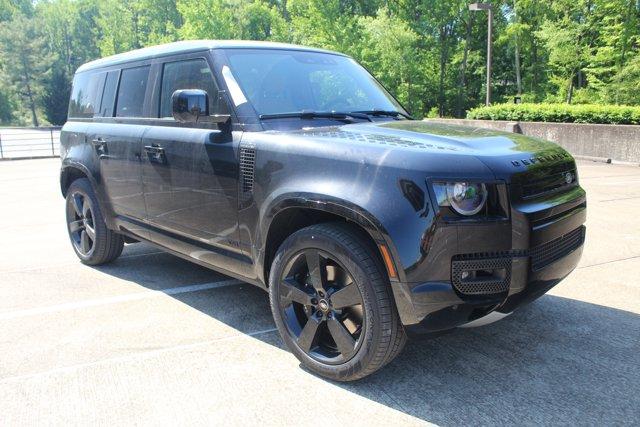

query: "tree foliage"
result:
(0, 0), (638, 126)
(0, 14), (54, 126)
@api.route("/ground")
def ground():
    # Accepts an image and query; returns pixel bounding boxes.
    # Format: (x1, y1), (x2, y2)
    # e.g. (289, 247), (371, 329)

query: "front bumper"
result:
(392, 185), (587, 334)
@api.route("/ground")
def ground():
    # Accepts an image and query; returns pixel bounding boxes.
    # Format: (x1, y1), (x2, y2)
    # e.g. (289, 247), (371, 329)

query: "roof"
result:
(76, 40), (346, 73)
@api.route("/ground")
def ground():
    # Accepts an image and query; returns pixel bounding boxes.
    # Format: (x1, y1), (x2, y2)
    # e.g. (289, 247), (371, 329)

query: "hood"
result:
(274, 120), (574, 182)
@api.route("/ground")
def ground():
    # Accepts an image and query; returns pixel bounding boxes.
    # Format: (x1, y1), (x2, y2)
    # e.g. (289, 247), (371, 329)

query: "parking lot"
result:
(0, 158), (638, 425)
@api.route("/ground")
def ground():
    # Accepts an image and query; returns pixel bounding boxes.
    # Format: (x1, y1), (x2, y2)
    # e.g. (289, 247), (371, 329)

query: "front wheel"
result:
(269, 223), (406, 381)
(65, 178), (124, 265)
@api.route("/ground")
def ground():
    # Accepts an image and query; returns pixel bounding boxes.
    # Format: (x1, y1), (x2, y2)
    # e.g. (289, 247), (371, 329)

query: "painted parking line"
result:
(577, 254), (640, 270)
(0, 279), (243, 321)
(0, 250), (168, 274)
(0, 326), (279, 383)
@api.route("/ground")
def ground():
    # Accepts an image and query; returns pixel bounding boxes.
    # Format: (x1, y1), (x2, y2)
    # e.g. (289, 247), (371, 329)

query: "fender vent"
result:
(239, 144), (256, 203)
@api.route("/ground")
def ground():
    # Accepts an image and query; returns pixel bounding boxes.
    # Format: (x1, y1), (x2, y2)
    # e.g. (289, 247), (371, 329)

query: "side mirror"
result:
(172, 89), (208, 123)
(172, 89), (231, 124)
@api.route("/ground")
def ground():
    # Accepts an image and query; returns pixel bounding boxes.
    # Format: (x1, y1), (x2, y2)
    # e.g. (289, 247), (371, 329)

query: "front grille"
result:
(451, 256), (512, 295)
(530, 226), (585, 271)
(521, 168), (577, 199)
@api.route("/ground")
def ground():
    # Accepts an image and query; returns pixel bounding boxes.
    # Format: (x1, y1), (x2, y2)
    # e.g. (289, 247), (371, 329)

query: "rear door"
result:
(141, 54), (241, 255)
(89, 65), (152, 226)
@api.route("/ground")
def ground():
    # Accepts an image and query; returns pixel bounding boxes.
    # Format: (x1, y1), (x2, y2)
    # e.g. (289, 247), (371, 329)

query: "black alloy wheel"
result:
(65, 178), (124, 265)
(278, 248), (365, 364)
(68, 191), (96, 257)
(269, 223), (406, 381)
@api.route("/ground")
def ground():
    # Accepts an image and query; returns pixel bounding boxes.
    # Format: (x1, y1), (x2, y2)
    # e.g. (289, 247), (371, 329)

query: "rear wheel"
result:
(269, 223), (406, 381)
(65, 178), (124, 265)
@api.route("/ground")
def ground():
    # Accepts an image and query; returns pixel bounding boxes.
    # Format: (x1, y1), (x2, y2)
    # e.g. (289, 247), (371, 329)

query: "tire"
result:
(269, 222), (406, 381)
(65, 178), (124, 265)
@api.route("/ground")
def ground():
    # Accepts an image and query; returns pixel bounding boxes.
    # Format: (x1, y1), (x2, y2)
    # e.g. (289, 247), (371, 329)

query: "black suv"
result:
(60, 41), (586, 381)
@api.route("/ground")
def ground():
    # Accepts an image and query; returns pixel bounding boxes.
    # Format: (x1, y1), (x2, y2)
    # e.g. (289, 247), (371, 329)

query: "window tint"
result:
(116, 66), (150, 117)
(68, 72), (106, 118)
(98, 70), (119, 117)
(160, 59), (218, 118)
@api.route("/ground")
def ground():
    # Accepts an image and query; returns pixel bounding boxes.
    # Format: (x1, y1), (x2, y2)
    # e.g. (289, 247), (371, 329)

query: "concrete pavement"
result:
(0, 159), (638, 426)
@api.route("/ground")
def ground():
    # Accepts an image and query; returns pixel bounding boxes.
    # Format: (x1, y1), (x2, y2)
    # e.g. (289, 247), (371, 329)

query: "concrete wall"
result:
(426, 118), (640, 164)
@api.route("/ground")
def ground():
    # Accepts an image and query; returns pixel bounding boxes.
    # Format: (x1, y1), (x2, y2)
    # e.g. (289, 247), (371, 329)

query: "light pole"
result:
(469, 3), (493, 106)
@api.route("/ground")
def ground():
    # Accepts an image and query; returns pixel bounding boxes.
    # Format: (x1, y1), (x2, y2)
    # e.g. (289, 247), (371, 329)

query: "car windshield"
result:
(223, 49), (407, 117)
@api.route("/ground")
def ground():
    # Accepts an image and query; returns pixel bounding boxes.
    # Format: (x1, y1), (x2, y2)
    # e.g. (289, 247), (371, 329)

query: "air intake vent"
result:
(239, 144), (256, 203)
(530, 226), (585, 271)
(451, 256), (512, 296)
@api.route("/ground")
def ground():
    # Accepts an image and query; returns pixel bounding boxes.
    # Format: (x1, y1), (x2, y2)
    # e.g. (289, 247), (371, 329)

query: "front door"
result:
(141, 57), (241, 254)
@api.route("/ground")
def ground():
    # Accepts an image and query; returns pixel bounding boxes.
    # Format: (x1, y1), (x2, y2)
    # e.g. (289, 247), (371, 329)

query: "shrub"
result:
(466, 103), (640, 125)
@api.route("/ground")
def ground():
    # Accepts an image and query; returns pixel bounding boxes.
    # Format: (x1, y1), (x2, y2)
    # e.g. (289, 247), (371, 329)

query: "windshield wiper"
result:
(352, 109), (413, 120)
(259, 110), (373, 122)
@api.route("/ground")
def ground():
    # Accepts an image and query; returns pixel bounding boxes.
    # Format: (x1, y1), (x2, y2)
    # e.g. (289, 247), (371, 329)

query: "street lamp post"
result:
(469, 2), (493, 106)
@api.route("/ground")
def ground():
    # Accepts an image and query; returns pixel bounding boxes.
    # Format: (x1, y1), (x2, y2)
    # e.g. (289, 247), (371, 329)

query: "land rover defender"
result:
(60, 41), (586, 381)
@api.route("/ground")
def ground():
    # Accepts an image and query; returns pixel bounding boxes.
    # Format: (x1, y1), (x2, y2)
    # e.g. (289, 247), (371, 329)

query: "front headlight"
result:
(433, 182), (488, 216)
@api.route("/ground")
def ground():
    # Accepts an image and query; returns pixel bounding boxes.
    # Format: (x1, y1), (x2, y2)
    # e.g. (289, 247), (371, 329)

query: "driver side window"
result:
(159, 58), (219, 118)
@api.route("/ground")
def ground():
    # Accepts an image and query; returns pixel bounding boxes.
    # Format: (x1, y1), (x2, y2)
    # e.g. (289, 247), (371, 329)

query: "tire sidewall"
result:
(269, 226), (387, 380)
(65, 178), (108, 264)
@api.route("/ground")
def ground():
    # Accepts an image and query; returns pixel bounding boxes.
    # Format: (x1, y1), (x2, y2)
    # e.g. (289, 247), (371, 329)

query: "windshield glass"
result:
(223, 49), (407, 117)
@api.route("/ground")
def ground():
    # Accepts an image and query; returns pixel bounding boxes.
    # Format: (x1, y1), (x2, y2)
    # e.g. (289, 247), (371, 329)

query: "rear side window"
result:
(160, 59), (219, 118)
(116, 66), (150, 117)
(68, 72), (106, 118)
(98, 70), (119, 117)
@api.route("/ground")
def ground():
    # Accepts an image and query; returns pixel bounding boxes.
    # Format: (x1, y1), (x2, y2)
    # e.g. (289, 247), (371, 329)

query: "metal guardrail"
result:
(0, 126), (62, 159)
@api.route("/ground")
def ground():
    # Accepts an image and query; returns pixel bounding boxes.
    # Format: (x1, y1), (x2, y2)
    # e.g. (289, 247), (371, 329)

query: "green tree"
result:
(358, 8), (423, 115)
(178, 0), (236, 39)
(0, 0), (639, 126)
(287, 0), (366, 55)
(96, 0), (181, 55)
(0, 83), (16, 125)
(584, 0), (640, 104)
(41, 67), (70, 125)
(137, 0), (183, 45)
(37, 0), (101, 76)
(0, 0), (33, 21)
(0, 14), (54, 126)
(234, 0), (289, 41)
(606, 54), (640, 105)
(537, 19), (586, 103)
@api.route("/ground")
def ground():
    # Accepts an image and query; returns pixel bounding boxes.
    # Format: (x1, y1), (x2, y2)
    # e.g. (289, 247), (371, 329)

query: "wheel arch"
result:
(60, 161), (117, 230)
(60, 162), (93, 197)
(259, 194), (403, 286)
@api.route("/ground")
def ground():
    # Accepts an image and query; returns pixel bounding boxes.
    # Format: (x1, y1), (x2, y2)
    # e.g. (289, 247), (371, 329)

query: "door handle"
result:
(91, 138), (108, 156)
(144, 145), (165, 154)
(144, 144), (166, 164)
